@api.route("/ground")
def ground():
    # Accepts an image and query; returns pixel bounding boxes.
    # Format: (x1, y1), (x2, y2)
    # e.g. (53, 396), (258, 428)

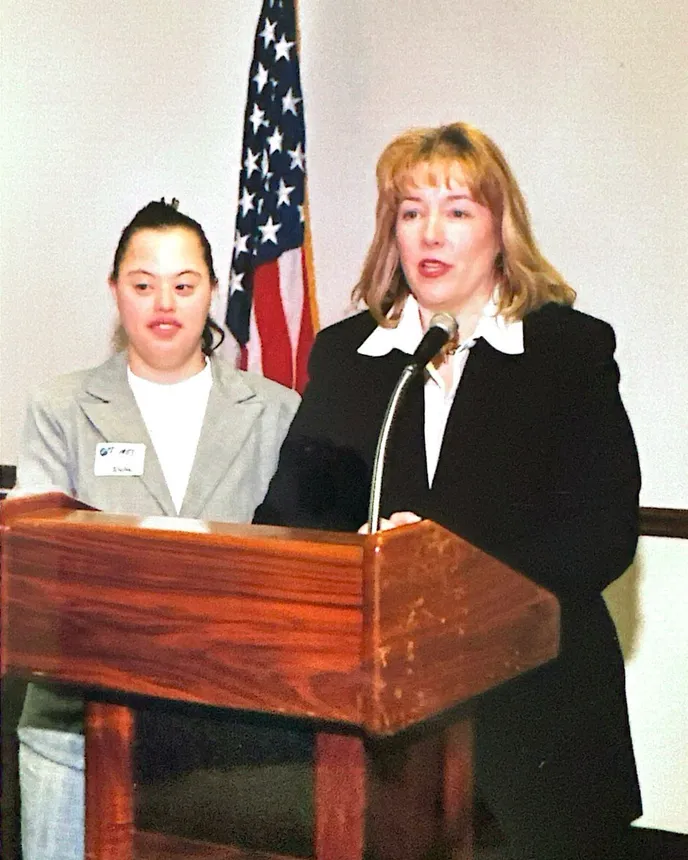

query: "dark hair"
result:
(111, 199), (225, 355)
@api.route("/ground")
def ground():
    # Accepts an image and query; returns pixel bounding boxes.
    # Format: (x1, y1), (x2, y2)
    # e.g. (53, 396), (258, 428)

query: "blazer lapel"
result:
(78, 352), (176, 515)
(180, 359), (264, 519)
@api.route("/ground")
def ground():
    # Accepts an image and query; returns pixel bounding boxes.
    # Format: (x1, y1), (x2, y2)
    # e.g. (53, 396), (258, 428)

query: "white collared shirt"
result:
(358, 294), (524, 486)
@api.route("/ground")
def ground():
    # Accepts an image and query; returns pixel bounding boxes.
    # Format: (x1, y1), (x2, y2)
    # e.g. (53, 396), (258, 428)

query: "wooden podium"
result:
(1, 493), (559, 860)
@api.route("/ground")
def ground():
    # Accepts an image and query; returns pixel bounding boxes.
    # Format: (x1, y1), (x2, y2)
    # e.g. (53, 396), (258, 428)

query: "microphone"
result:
(408, 312), (458, 371)
(367, 311), (458, 533)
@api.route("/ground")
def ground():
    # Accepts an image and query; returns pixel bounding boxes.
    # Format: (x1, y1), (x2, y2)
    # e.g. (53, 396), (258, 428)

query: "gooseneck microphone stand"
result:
(367, 312), (458, 534)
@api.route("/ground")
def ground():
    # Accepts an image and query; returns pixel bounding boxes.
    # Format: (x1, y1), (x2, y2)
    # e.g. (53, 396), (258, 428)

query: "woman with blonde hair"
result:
(256, 122), (642, 859)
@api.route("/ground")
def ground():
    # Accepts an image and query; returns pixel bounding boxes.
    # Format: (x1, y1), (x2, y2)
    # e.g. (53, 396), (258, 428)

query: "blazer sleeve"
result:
(253, 330), (370, 530)
(491, 319), (641, 605)
(15, 387), (75, 496)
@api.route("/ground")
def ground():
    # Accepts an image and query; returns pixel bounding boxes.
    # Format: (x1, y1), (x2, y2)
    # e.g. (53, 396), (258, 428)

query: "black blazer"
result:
(256, 302), (642, 839)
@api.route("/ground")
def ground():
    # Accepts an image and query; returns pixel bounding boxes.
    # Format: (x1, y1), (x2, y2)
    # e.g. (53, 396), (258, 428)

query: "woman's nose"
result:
(422, 213), (444, 245)
(155, 283), (176, 311)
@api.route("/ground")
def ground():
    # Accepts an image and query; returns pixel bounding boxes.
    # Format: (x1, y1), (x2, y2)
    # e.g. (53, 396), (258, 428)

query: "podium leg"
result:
(85, 702), (135, 860)
(367, 714), (474, 860)
(366, 732), (443, 860)
(442, 716), (474, 860)
(314, 732), (366, 860)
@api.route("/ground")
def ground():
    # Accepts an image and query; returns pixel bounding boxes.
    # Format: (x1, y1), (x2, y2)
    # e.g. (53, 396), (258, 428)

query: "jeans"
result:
(18, 728), (85, 860)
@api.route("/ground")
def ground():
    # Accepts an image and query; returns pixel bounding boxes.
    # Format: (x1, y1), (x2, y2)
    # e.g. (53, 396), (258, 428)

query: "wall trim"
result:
(640, 507), (688, 540)
(0, 464), (17, 490)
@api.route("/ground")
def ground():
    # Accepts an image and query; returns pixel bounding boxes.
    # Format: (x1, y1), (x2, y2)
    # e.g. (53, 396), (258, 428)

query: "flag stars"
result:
(234, 231), (249, 256)
(259, 215), (281, 244)
(277, 177), (295, 207)
(261, 149), (273, 183)
(288, 142), (305, 171)
(252, 63), (269, 94)
(282, 88), (302, 116)
(267, 127), (283, 154)
(229, 270), (245, 293)
(239, 188), (255, 216)
(298, 204), (305, 223)
(259, 18), (276, 48)
(244, 148), (260, 178)
(249, 103), (267, 134)
(274, 33), (294, 62)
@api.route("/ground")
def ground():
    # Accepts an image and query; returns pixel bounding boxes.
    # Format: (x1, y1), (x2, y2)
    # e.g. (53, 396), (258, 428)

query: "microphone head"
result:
(429, 311), (458, 340)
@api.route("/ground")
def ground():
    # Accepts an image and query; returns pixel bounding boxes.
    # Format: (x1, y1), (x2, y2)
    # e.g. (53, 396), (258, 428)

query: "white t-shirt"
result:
(128, 361), (213, 513)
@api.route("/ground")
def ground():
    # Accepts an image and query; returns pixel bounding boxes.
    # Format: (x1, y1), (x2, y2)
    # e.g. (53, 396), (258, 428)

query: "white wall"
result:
(1, 0), (686, 833)
(605, 537), (688, 833)
(0, 0), (263, 453)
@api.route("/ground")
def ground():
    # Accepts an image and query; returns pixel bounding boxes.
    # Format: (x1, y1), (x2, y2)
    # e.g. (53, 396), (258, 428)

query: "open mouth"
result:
(419, 259), (451, 277)
(149, 319), (182, 336)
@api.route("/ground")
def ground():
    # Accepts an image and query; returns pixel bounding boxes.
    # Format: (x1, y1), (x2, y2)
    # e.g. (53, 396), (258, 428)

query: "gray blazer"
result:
(16, 350), (300, 733)
(17, 350), (300, 523)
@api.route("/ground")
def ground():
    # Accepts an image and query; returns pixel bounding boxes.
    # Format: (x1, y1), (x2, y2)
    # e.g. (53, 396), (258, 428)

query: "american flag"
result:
(225, 0), (318, 393)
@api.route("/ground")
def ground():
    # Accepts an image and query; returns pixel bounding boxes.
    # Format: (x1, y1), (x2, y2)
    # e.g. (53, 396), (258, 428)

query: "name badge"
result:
(94, 443), (145, 476)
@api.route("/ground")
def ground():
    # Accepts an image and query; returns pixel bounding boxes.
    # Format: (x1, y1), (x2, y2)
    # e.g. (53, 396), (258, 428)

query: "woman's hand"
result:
(357, 511), (422, 534)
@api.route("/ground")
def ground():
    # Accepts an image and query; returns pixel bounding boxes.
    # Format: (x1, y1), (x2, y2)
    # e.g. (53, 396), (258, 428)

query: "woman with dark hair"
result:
(15, 199), (300, 860)
(109, 198), (227, 358)
(255, 123), (642, 859)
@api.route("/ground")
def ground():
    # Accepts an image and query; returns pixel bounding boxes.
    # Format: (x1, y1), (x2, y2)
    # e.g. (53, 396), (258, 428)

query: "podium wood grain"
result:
(1, 502), (557, 734)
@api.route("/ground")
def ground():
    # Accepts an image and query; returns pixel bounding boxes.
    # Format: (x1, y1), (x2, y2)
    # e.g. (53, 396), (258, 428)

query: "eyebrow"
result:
(125, 269), (202, 278)
(400, 192), (474, 202)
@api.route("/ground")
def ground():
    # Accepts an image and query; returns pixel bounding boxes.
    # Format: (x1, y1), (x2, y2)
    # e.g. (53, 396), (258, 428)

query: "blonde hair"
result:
(352, 122), (575, 324)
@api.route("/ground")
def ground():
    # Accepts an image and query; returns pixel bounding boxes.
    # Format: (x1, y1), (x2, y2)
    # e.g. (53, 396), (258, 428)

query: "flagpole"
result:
(294, 0), (320, 332)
